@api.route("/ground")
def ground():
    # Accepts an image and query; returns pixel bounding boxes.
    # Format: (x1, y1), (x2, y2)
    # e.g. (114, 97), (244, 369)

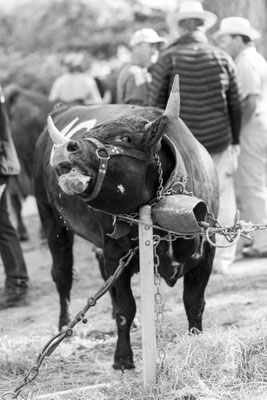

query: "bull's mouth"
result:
(56, 162), (91, 195)
(55, 161), (73, 176)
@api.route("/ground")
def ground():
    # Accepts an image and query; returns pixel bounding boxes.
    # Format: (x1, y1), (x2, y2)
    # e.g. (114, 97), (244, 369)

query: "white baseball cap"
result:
(213, 17), (261, 41)
(129, 28), (166, 47)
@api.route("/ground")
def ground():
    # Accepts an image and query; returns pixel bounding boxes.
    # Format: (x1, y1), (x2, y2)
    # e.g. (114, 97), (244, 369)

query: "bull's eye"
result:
(115, 135), (132, 144)
(121, 136), (131, 143)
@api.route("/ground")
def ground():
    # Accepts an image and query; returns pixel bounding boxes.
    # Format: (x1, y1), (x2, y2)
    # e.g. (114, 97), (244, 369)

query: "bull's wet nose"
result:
(66, 140), (80, 153)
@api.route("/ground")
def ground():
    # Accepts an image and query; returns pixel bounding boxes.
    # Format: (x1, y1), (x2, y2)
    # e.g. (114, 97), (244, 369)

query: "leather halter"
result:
(81, 137), (149, 202)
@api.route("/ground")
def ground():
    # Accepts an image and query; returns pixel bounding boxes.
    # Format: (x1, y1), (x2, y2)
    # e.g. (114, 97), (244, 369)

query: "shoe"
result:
(0, 279), (29, 310)
(242, 247), (267, 258)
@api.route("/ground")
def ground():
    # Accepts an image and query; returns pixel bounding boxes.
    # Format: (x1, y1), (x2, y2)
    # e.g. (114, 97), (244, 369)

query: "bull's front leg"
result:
(39, 204), (74, 330)
(104, 237), (137, 370)
(51, 230), (74, 331)
(183, 241), (215, 332)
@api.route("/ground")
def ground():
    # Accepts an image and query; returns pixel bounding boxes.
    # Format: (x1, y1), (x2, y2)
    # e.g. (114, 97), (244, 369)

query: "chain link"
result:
(153, 235), (166, 373)
(155, 154), (164, 201)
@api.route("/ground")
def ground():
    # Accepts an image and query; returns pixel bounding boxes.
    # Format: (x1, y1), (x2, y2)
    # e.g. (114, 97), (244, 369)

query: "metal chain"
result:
(155, 154), (164, 201)
(153, 235), (166, 373)
(2, 246), (138, 400)
(153, 155), (189, 204)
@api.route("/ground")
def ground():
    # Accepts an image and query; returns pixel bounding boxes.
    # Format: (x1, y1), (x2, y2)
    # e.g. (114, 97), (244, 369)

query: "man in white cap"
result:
(149, 2), (242, 273)
(116, 28), (166, 105)
(214, 18), (267, 258)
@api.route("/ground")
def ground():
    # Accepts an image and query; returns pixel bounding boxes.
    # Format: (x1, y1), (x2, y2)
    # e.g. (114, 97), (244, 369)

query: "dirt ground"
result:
(1, 196), (267, 396)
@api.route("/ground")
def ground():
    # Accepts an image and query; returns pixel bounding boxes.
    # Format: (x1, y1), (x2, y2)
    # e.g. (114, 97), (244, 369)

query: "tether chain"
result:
(2, 247), (138, 400)
(155, 154), (164, 201)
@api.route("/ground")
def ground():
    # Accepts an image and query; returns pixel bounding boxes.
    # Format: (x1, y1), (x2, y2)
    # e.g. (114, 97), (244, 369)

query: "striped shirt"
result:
(149, 31), (242, 153)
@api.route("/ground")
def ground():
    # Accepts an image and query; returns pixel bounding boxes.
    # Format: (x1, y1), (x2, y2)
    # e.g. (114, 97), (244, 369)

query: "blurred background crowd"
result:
(0, 0), (266, 97)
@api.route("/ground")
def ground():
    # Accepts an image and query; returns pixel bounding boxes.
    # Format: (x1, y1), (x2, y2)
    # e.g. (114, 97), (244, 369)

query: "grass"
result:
(1, 324), (267, 400)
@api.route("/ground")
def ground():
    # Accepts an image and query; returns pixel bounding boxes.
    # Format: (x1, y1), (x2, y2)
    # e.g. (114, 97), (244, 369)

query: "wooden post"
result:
(139, 205), (156, 386)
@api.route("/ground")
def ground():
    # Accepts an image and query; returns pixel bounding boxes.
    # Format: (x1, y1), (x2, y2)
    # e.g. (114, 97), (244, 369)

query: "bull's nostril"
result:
(67, 140), (80, 152)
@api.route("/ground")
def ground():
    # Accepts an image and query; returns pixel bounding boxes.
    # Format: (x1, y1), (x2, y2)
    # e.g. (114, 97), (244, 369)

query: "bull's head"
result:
(49, 76), (180, 214)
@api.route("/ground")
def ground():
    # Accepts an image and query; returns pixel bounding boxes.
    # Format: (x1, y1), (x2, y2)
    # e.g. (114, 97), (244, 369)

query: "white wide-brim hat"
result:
(174, 1), (217, 30)
(213, 17), (261, 40)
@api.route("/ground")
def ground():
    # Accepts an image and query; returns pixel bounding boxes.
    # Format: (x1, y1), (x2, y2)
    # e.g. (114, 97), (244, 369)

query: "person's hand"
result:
(229, 144), (240, 172)
(0, 184), (6, 200)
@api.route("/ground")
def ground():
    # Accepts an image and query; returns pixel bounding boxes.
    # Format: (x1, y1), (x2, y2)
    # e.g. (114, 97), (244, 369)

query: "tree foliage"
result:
(0, 0), (168, 93)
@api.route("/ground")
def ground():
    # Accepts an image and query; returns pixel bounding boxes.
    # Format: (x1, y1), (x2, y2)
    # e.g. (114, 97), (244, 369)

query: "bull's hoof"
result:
(112, 356), (135, 370)
(59, 316), (71, 332)
(189, 327), (202, 335)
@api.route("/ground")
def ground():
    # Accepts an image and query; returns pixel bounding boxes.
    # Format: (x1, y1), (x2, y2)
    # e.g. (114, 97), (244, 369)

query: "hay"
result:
(1, 324), (267, 400)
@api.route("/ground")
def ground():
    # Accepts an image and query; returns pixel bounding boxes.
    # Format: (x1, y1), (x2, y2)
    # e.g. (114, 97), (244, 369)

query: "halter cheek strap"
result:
(81, 138), (110, 202)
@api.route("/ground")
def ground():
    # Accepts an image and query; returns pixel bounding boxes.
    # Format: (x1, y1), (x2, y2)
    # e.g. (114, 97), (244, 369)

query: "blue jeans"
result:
(0, 177), (29, 285)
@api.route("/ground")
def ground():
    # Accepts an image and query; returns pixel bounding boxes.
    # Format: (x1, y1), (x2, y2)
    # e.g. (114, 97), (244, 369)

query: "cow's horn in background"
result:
(47, 116), (71, 145)
(164, 74), (180, 118)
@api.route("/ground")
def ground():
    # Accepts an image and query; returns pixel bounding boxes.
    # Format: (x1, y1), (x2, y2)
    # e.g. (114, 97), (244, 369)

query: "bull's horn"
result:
(164, 74), (180, 118)
(47, 116), (71, 145)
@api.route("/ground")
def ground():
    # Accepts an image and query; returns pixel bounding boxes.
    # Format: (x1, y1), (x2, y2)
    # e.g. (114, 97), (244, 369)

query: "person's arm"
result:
(241, 94), (257, 125)
(236, 58), (261, 126)
(84, 78), (103, 105)
(48, 78), (62, 102)
(102, 89), (112, 104)
(226, 59), (242, 145)
(148, 54), (170, 109)
(0, 178), (7, 200)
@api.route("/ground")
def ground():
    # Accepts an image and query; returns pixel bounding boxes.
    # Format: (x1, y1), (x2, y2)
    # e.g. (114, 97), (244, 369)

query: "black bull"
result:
(34, 82), (220, 370)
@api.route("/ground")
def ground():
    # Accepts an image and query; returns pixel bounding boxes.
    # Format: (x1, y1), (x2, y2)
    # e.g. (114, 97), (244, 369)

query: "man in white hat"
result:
(149, 2), (242, 273)
(214, 18), (267, 258)
(116, 28), (166, 105)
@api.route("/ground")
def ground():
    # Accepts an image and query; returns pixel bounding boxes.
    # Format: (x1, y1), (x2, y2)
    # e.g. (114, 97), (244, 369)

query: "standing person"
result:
(0, 86), (29, 308)
(116, 28), (166, 106)
(214, 17), (267, 258)
(149, 2), (242, 273)
(49, 52), (103, 105)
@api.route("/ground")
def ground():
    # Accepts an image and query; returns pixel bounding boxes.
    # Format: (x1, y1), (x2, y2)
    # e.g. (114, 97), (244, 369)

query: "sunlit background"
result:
(0, 0), (266, 95)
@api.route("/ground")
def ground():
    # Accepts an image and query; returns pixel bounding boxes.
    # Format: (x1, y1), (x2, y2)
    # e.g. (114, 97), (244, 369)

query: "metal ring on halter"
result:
(96, 147), (110, 160)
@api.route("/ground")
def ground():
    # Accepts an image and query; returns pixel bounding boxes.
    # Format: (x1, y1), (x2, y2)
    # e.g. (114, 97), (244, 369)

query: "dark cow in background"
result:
(34, 77), (219, 370)
(4, 85), (54, 240)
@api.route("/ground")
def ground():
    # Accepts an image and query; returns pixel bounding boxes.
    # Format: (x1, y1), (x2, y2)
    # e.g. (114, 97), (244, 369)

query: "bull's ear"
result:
(144, 114), (168, 155)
